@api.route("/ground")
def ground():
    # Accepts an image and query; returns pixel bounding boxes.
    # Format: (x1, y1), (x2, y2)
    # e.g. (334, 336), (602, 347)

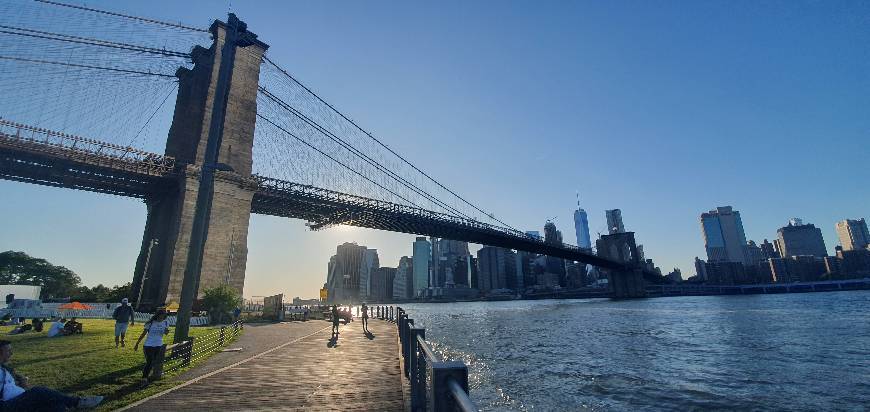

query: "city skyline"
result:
(0, 0), (868, 299)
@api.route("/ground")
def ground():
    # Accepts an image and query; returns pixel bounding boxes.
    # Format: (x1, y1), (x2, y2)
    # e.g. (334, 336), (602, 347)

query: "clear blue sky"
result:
(1, 1), (868, 299)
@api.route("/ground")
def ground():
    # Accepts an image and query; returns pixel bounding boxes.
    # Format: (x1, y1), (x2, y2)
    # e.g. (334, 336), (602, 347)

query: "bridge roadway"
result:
(0, 120), (624, 269)
(124, 319), (406, 411)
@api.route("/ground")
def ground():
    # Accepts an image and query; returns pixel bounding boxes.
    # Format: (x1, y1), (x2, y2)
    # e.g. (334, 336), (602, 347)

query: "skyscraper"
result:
(605, 209), (625, 234)
(325, 242), (367, 303)
(700, 206), (749, 264)
(411, 237), (430, 297)
(836, 218), (869, 251)
(776, 220), (827, 257)
(393, 256), (413, 300)
(573, 195), (592, 249)
(476, 246), (516, 292)
(358, 248), (379, 300)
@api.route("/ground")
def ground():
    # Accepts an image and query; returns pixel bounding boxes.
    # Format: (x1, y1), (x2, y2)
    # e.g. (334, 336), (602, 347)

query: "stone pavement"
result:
(124, 319), (405, 411)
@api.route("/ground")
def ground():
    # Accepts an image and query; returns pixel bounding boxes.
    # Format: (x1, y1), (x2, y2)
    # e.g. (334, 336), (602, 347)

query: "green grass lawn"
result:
(1, 319), (240, 410)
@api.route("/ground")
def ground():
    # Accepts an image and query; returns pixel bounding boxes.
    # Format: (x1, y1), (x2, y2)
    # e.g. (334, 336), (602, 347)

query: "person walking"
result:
(330, 305), (340, 338)
(0, 340), (104, 410)
(133, 308), (169, 385)
(113, 298), (135, 348)
(360, 303), (369, 333)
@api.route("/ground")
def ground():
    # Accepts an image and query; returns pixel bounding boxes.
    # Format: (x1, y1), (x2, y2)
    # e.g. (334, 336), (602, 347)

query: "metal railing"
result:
(395, 307), (476, 412)
(158, 320), (244, 377)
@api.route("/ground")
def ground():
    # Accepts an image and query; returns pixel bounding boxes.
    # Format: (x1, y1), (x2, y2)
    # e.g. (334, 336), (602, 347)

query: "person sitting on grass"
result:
(6, 323), (32, 336)
(0, 340), (103, 410)
(31, 318), (44, 333)
(46, 317), (65, 337)
(63, 317), (83, 335)
(134, 308), (170, 385)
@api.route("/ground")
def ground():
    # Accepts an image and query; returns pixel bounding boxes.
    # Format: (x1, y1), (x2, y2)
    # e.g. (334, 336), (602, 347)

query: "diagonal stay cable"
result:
(0, 25), (191, 58)
(263, 56), (518, 231)
(33, 0), (208, 33)
(256, 112), (427, 214)
(259, 87), (477, 222)
(128, 83), (177, 147)
(0, 55), (177, 78)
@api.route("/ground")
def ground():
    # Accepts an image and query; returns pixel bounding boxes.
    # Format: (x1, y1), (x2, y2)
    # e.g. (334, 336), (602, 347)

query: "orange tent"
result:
(58, 302), (94, 310)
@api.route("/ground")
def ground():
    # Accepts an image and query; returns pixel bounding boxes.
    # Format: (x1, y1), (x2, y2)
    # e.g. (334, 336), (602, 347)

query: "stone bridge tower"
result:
(131, 15), (268, 310)
(595, 231), (647, 298)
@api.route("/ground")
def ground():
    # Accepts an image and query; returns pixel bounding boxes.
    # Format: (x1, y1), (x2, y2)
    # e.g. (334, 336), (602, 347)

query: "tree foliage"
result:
(201, 284), (242, 324)
(0, 251), (132, 302)
(0, 250), (81, 299)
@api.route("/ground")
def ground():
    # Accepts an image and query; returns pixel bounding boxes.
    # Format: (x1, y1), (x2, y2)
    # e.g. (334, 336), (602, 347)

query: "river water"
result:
(400, 291), (870, 411)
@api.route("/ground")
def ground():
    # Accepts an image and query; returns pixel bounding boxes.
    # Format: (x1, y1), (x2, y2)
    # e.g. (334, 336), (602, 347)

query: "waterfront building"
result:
(325, 242), (367, 303)
(543, 220), (567, 286)
(836, 218), (870, 251)
(667, 268), (683, 283)
(835, 247), (870, 278)
(544, 221), (562, 245)
(358, 248), (379, 300)
(694, 257), (708, 280)
(700, 206), (749, 265)
(412, 237), (431, 297)
(605, 209), (625, 234)
(476, 246), (516, 292)
(746, 240), (765, 264)
(704, 260), (747, 285)
(573, 195), (592, 249)
(760, 239), (780, 259)
(370, 267), (396, 302)
(515, 251), (536, 289)
(775, 220), (827, 257)
(769, 255), (826, 283)
(430, 238), (471, 287)
(392, 256), (413, 300)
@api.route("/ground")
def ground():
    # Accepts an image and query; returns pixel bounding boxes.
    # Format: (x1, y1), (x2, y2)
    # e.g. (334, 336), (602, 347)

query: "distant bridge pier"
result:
(596, 231), (648, 299)
(606, 267), (647, 299)
(131, 16), (268, 311)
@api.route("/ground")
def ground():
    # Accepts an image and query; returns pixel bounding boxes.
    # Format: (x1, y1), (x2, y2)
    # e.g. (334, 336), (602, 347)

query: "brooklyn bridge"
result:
(0, 1), (648, 339)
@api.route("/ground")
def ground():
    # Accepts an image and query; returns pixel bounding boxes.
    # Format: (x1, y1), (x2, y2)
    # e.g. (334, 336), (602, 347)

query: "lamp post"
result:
(137, 238), (159, 311)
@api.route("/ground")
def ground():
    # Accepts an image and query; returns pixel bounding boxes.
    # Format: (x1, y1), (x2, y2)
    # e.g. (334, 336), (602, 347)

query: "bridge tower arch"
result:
(595, 232), (647, 298)
(131, 15), (268, 311)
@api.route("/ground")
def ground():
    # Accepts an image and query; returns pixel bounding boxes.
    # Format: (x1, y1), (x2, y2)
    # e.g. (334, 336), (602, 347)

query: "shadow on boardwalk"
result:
(124, 320), (404, 411)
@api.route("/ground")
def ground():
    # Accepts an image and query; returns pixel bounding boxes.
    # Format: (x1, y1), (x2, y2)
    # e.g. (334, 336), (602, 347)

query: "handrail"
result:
(417, 334), (437, 361)
(396, 306), (477, 412)
(447, 377), (477, 412)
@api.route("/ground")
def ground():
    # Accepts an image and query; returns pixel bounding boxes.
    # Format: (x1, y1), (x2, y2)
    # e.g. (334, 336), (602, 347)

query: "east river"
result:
(400, 291), (870, 411)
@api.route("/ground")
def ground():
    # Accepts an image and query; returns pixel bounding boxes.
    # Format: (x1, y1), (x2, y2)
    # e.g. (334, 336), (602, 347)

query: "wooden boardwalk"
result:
(125, 319), (405, 411)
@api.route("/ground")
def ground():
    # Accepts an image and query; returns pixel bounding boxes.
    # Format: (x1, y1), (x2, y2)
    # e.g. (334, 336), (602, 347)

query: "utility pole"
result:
(174, 14), (242, 343)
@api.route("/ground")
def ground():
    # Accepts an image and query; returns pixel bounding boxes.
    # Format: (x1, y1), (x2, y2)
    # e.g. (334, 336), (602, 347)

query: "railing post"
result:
(409, 327), (426, 412)
(219, 326), (226, 347)
(181, 337), (194, 367)
(430, 361), (469, 412)
(403, 319), (414, 378)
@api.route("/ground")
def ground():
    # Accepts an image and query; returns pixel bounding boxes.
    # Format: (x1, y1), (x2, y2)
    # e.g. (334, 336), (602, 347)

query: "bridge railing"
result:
(394, 307), (476, 412)
(0, 118), (176, 175)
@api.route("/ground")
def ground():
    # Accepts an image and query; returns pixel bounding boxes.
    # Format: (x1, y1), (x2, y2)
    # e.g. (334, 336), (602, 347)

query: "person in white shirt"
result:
(0, 340), (103, 409)
(46, 317), (65, 337)
(134, 308), (170, 385)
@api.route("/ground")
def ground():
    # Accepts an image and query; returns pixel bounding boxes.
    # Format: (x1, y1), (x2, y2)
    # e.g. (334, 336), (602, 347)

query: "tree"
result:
(201, 284), (242, 324)
(0, 251), (82, 299)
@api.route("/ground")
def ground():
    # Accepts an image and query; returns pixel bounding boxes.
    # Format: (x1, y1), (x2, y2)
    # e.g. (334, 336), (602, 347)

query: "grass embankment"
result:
(2, 319), (239, 410)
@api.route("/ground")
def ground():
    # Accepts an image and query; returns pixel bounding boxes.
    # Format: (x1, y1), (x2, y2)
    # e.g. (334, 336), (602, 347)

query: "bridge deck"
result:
(126, 320), (405, 411)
